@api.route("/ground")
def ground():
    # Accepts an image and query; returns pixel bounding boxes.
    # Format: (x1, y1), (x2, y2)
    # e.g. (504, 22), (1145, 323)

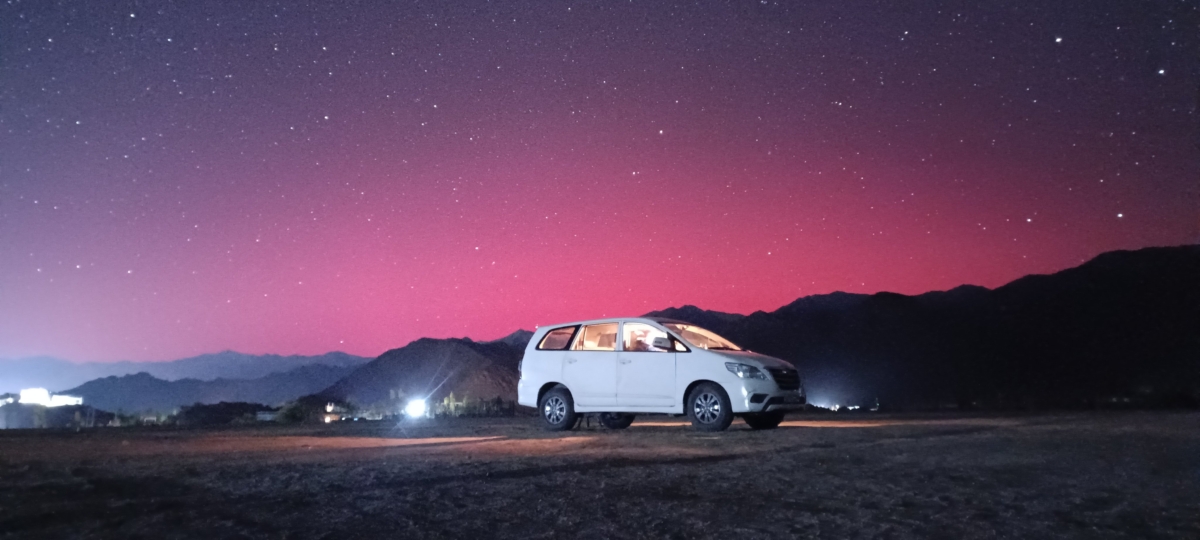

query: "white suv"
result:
(517, 317), (806, 431)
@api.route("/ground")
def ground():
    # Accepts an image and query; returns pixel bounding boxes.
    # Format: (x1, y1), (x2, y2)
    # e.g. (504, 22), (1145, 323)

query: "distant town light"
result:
(50, 395), (83, 406)
(19, 388), (51, 406)
(17, 388), (83, 407)
(405, 399), (427, 418)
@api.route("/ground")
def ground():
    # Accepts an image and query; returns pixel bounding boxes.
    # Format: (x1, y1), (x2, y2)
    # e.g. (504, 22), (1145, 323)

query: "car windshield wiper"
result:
(707, 346), (738, 351)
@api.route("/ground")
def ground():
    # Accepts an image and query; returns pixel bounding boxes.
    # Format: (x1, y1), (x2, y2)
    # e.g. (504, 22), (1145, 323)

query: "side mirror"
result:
(652, 337), (672, 350)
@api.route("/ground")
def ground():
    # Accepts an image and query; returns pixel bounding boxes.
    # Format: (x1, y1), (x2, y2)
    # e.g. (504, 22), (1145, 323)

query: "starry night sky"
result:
(1, 1), (1195, 361)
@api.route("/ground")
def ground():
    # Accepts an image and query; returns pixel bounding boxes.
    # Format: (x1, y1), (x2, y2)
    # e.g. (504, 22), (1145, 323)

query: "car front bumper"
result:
(757, 393), (808, 412)
(727, 378), (806, 413)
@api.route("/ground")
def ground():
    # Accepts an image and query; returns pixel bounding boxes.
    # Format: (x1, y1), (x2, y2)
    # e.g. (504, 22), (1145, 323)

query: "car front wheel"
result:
(539, 387), (577, 431)
(686, 382), (733, 432)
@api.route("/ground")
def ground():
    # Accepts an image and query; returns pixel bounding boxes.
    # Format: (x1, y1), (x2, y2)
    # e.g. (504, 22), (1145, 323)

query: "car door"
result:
(616, 322), (677, 407)
(562, 322), (618, 407)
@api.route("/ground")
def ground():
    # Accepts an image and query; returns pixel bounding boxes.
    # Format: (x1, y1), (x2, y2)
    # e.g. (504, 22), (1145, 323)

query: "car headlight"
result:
(725, 362), (768, 380)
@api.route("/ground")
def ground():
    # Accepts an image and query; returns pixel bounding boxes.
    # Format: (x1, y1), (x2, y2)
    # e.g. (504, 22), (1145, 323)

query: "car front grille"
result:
(767, 368), (801, 391)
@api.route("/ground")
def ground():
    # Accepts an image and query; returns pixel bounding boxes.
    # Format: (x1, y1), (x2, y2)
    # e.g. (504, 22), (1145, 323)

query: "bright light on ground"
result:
(405, 399), (427, 418)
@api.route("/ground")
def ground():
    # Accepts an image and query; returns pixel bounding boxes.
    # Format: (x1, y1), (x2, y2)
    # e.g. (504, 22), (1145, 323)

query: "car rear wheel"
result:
(599, 412), (635, 429)
(539, 387), (577, 431)
(686, 382), (733, 432)
(743, 411), (786, 430)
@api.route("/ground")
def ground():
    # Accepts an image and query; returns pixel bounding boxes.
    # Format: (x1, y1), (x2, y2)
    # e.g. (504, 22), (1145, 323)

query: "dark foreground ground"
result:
(0, 412), (1197, 539)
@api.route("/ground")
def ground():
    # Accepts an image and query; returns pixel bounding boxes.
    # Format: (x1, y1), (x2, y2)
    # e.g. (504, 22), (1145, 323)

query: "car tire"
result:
(686, 382), (734, 432)
(598, 412), (635, 430)
(742, 411), (786, 430)
(539, 387), (577, 431)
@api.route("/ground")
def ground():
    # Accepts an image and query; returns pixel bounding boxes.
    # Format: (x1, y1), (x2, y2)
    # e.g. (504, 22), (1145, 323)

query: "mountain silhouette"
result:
(318, 338), (524, 408)
(304, 245), (1200, 411)
(62, 364), (358, 413)
(493, 329), (534, 349)
(646, 245), (1200, 408)
(0, 351), (371, 394)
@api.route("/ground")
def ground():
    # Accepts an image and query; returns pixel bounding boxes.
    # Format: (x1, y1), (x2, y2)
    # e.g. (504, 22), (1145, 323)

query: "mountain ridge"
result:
(62, 364), (358, 413)
(317, 245), (1198, 411)
(644, 244), (1200, 407)
(0, 351), (372, 393)
(318, 337), (524, 409)
(30, 244), (1198, 414)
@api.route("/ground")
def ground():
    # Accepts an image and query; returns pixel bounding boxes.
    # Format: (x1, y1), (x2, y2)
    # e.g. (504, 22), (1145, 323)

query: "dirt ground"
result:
(1, 412), (1196, 539)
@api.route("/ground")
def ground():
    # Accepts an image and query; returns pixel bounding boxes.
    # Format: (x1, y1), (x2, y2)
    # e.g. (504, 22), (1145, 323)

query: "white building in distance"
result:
(17, 388), (83, 407)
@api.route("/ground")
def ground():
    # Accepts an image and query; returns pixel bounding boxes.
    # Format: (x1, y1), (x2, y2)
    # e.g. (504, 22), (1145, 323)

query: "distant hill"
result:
(318, 338), (524, 408)
(315, 245), (1199, 412)
(62, 364), (358, 413)
(0, 351), (371, 394)
(646, 245), (1200, 409)
(29, 245), (1199, 413)
(492, 329), (534, 349)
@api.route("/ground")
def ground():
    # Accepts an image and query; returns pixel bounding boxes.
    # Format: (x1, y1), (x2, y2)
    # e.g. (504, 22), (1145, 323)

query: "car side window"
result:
(621, 323), (671, 352)
(572, 323), (618, 351)
(537, 326), (577, 350)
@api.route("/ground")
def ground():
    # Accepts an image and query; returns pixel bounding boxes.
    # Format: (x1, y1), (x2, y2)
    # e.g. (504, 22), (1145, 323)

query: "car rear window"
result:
(537, 326), (578, 350)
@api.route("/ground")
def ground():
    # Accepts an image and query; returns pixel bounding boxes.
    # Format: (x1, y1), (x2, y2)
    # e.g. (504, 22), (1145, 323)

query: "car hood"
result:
(709, 350), (795, 370)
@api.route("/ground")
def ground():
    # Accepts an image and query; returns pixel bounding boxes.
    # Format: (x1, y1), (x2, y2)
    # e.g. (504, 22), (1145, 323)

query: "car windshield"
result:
(662, 323), (742, 351)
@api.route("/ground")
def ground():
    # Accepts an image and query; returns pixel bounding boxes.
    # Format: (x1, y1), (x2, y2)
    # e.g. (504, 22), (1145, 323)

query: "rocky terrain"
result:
(0, 412), (1195, 538)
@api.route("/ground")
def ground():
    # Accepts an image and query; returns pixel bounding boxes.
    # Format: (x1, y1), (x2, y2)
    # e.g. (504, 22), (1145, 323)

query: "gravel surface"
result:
(1, 412), (1196, 539)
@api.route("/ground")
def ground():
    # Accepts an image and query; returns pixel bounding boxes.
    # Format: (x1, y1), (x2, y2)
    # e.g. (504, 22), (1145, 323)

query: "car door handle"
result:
(619, 359), (631, 364)
(566, 358), (577, 364)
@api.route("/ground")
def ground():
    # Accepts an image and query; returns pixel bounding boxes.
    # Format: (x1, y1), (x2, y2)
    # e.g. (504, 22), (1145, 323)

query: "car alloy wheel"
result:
(693, 392), (722, 423)
(687, 382), (733, 431)
(544, 396), (567, 424)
